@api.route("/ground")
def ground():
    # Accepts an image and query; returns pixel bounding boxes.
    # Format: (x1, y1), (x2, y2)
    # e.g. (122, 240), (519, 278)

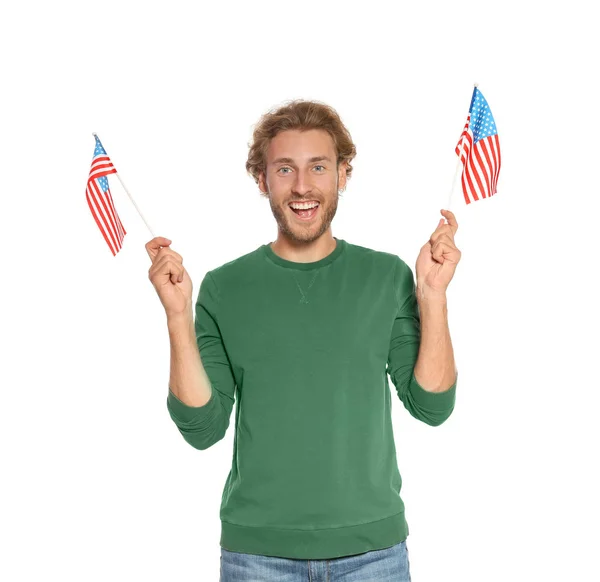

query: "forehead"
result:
(266, 128), (335, 162)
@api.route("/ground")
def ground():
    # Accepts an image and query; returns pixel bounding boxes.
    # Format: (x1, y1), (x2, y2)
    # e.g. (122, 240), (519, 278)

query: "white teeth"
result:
(289, 201), (319, 210)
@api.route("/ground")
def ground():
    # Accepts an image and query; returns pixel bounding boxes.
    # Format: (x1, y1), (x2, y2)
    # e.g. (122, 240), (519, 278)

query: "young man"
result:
(147, 99), (460, 581)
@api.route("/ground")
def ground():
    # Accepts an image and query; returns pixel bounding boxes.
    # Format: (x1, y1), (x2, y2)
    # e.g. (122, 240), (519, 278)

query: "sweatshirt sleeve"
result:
(166, 271), (237, 450)
(386, 256), (457, 427)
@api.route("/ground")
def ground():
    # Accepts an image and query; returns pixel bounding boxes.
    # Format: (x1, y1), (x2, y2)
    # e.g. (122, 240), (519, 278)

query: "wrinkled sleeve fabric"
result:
(387, 256), (457, 427)
(166, 271), (237, 449)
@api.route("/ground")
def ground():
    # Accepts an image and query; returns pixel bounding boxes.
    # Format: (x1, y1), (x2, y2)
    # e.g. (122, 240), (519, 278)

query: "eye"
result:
(278, 165), (325, 174)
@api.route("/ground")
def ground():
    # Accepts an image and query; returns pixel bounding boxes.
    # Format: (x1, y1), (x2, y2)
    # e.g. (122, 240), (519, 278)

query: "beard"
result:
(267, 179), (340, 245)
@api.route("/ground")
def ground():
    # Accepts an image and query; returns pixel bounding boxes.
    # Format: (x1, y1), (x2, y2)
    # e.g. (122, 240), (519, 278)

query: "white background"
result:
(1, 1), (598, 580)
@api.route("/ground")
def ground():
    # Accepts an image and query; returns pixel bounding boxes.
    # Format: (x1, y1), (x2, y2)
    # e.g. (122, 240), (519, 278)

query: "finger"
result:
(432, 240), (461, 264)
(429, 218), (444, 240)
(431, 241), (443, 263)
(148, 245), (184, 268)
(430, 225), (454, 245)
(431, 233), (457, 248)
(149, 255), (185, 285)
(431, 240), (451, 264)
(145, 237), (173, 261)
(440, 209), (458, 235)
(154, 246), (183, 264)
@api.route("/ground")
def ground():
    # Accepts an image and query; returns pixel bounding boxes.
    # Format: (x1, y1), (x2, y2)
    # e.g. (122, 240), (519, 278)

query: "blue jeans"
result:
(220, 540), (411, 581)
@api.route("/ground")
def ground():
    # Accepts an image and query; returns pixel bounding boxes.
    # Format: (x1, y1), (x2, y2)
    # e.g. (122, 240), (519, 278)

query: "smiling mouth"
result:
(289, 203), (320, 220)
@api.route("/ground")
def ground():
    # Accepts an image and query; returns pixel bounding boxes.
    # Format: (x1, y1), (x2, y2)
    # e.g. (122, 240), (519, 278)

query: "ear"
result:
(338, 161), (348, 191)
(258, 171), (267, 194)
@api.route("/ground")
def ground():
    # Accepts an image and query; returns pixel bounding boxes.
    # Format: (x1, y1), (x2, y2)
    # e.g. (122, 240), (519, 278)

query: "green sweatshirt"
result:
(166, 236), (457, 559)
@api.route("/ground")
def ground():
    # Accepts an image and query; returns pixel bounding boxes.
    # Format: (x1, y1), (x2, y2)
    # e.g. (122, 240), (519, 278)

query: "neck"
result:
(269, 233), (337, 264)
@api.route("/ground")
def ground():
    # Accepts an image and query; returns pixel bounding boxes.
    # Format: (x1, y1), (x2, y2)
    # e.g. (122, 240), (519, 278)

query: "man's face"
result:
(258, 128), (347, 245)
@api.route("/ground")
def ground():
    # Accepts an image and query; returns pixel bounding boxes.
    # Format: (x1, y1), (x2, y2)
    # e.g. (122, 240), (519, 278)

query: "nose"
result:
(291, 168), (314, 195)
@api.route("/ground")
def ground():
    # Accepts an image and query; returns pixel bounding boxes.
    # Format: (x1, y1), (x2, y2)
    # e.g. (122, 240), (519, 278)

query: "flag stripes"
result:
(86, 138), (127, 255)
(455, 88), (501, 204)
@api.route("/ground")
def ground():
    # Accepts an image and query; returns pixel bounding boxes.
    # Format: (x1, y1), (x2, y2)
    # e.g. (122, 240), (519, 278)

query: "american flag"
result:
(86, 136), (127, 255)
(455, 87), (501, 204)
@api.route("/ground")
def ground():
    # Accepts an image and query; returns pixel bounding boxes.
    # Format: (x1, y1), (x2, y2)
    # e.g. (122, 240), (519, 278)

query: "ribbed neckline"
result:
(261, 237), (346, 270)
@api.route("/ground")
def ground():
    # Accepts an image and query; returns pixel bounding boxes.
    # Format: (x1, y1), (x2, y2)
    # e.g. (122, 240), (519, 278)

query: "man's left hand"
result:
(415, 209), (461, 296)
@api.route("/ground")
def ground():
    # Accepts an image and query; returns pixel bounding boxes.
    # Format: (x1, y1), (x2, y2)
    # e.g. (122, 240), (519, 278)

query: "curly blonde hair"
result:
(246, 99), (357, 197)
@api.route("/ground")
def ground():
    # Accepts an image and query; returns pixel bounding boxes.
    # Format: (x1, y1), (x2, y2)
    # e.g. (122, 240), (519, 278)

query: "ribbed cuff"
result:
(167, 385), (218, 423)
(408, 370), (457, 411)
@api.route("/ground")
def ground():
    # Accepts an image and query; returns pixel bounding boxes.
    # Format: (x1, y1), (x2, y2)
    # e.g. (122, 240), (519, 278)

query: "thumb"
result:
(145, 236), (173, 261)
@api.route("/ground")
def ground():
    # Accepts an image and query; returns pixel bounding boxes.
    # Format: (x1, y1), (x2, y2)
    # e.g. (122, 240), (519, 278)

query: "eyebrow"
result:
(272, 155), (333, 165)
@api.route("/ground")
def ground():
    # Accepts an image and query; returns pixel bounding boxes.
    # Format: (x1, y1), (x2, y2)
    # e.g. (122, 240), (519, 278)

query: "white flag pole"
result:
(446, 82), (478, 212)
(92, 133), (156, 238)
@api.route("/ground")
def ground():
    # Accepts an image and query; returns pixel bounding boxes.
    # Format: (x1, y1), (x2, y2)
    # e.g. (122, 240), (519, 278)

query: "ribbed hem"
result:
(220, 511), (408, 559)
(166, 386), (217, 423)
(409, 370), (457, 411)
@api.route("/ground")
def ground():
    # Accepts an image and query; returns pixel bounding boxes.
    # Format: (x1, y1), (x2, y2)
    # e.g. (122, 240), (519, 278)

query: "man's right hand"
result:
(146, 237), (193, 319)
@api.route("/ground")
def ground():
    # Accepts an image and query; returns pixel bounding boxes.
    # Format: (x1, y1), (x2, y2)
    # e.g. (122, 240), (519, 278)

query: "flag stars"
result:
(455, 89), (501, 202)
(468, 88), (497, 143)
